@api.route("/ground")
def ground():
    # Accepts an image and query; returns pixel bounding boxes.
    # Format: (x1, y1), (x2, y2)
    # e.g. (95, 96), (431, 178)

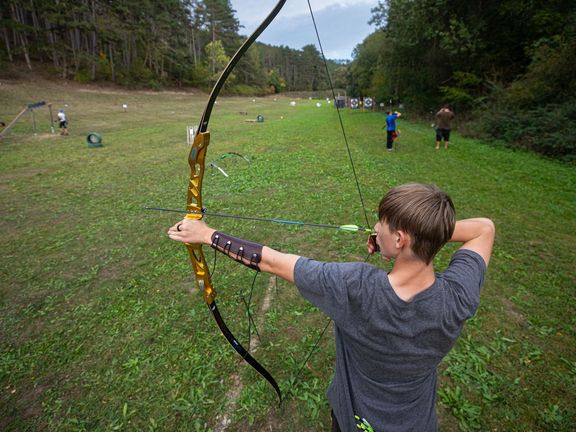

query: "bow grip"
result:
(187, 131), (210, 215)
(186, 130), (214, 303)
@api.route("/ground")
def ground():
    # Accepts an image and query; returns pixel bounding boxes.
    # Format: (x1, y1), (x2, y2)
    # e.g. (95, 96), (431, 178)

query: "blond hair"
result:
(378, 184), (455, 263)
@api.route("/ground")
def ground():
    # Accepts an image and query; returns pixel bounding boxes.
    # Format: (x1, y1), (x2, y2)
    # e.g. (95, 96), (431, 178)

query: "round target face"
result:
(87, 133), (100, 144)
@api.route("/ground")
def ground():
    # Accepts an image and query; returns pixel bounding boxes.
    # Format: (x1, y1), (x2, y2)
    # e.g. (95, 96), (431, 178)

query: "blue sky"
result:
(229, 0), (378, 61)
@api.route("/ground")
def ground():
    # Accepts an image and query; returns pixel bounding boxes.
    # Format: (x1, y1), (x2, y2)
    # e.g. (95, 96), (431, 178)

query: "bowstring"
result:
(206, 1), (374, 399)
(210, 244), (263, 353)
(306, 0), (371, 230)
(290, 253), (374, 393)
(288, 1), (375, 397)
(243, 272), (262, 349)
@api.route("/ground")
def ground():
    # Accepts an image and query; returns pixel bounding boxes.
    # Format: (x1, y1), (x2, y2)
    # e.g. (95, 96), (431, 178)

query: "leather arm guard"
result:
(210, 231), (263, 271)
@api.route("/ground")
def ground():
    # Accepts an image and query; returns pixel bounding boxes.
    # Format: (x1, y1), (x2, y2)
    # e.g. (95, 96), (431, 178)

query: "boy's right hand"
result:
(367, 234), (380, 254)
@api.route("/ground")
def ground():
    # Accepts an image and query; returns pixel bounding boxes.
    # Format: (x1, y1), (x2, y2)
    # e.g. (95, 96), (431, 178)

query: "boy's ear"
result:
(396, 230), (409, 248)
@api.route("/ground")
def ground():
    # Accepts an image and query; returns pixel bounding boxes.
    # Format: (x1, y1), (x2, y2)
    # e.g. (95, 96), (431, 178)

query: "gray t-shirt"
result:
(294, 249), (486, 432)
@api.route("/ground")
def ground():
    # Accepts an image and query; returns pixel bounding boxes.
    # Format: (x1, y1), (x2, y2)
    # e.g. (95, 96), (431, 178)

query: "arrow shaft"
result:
(145, 206), (372, 232)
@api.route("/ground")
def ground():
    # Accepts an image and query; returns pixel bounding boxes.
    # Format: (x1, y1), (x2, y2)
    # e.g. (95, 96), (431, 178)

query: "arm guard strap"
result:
(210, 231), (263, 271)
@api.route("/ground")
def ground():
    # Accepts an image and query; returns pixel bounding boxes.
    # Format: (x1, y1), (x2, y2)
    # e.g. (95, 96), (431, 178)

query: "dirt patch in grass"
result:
(97, 258), (133, 282)
(0, 382), (46, 431)
(501, 298), (528, 327)
(77, 87), (197, 97)
(0, 167), (48, 182)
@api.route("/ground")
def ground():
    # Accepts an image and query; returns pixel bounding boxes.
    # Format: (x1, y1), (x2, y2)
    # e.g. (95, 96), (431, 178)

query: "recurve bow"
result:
(184, 0), (287, 402)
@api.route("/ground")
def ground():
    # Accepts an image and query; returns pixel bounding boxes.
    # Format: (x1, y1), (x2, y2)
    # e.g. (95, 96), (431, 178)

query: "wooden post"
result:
(0, 107), (29, 140)
(31, 108), (37, 135)
(48, 103), (55, 133)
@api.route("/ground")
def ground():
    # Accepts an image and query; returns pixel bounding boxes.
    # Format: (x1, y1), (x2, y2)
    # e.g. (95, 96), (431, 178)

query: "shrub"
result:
(476, 101), (576, 162)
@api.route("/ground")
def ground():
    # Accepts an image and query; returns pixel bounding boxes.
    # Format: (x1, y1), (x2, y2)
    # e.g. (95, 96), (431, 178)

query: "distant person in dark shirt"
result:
(435, 106), (454, 150)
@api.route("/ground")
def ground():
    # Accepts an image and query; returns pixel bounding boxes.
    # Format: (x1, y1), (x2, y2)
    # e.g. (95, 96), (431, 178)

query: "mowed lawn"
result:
(0, 80), (575, 431)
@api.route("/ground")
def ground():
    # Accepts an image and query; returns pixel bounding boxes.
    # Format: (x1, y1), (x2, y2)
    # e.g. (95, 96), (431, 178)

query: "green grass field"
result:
(1, 80), (575, 431)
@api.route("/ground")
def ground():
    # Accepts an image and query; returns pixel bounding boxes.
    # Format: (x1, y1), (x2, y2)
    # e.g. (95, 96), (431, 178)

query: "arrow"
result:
(145, 206), (373, 233)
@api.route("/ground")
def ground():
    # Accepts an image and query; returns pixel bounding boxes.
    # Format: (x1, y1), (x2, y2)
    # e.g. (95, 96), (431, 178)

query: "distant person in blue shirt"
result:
(385, 111), (401, 151)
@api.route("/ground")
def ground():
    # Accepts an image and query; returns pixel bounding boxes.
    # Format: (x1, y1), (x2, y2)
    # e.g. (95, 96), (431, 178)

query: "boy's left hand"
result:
(168, 219), (216, 245)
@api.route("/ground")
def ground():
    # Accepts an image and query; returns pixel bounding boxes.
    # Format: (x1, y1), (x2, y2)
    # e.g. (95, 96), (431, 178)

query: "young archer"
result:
(168, 183), (495, 432)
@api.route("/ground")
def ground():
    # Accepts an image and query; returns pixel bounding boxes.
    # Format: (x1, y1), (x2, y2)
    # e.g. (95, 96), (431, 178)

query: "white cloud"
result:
(230, 0), (377, 60)
(232, 0), (374, 24)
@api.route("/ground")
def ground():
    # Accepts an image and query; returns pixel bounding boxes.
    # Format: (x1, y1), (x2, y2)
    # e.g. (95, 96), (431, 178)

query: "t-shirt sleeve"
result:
(294, 257), (365, 323)
(442, 249), (487, 318)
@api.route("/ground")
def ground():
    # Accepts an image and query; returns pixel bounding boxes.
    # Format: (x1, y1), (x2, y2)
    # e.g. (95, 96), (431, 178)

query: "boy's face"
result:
(373, 220), (399, 261)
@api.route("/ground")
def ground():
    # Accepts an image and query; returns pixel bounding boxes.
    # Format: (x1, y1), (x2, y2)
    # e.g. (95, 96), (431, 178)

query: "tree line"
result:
(2, 0), (574, 160)
(351, 0), (576, 161)
(0, 0), (338, 93)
